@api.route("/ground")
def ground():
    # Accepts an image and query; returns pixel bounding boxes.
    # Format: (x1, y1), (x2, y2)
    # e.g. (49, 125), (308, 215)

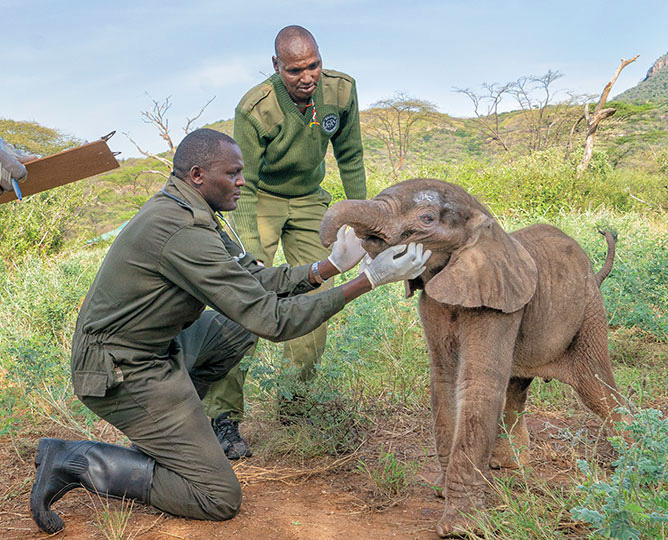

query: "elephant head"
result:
(320, 178), (538, 313)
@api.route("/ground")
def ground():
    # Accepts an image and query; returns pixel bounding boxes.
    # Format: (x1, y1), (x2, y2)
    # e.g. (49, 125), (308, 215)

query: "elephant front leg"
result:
(430, 355), (458, 499)
(438, 317), (518, 538)
(490, 377), (532, 470)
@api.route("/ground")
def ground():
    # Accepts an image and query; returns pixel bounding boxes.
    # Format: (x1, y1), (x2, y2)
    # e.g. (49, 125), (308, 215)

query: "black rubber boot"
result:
(30, 438), (154, 534)
(211, 413), (252, 460)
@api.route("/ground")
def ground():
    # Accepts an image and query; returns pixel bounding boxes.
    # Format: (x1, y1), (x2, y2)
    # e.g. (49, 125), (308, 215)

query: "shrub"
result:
(572, 408), (668, 539)
(357, 444), (418, 504)
(0, 182), (97, 263)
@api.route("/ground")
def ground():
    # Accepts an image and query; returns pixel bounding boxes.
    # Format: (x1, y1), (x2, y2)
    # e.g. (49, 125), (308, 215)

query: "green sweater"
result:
(232, 70), (366, 257)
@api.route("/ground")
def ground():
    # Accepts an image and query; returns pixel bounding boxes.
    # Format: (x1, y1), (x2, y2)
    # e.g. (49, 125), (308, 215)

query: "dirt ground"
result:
(0, 408), (613, 540)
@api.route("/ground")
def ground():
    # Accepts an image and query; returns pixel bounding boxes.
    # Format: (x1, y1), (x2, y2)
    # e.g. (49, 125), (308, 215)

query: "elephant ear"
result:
(425, 215), (537, 313)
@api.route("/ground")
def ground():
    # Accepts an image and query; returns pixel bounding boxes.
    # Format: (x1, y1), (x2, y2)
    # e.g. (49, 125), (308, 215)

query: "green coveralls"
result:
(206, 70), (366, 420)
(71, 175), (345, 520)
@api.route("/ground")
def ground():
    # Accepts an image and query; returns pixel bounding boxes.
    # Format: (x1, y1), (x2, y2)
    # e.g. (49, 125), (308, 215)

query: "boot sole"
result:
(30, 438), (66, 533)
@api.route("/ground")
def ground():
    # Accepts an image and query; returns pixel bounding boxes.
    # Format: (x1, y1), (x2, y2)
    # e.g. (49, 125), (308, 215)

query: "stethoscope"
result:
(161, 187), (248, 261)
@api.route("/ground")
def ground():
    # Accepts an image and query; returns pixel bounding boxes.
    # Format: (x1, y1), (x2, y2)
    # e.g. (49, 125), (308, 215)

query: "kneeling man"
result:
(30, 128), (430, 533)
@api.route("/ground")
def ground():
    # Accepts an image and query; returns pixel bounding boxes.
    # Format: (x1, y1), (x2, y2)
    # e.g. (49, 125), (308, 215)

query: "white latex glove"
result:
(327, 225), (366, 273)
(362, 243), (431, 288)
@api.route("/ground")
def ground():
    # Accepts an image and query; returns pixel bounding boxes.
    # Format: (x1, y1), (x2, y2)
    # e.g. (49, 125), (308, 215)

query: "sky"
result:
(2, 0), (667, 159)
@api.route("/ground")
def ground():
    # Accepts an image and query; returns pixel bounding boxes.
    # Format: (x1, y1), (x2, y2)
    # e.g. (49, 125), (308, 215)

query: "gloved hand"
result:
(362, 243), (431, 288)
(0, 147), (27, 195)
(328, 225), (366, 273)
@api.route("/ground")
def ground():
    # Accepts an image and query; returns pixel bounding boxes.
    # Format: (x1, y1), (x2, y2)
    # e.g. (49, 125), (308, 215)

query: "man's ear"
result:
(188, 165), (204, 186)
(272, 56), (280, 74)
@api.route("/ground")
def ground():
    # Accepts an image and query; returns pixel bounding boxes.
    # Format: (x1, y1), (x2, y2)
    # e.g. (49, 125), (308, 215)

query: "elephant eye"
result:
(419, 214), (435, 224)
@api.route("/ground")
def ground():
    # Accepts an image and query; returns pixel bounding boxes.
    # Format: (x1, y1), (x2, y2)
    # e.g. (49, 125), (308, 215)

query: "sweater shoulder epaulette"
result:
(321, 70), (355, 108)
(236, 79), (284, 133)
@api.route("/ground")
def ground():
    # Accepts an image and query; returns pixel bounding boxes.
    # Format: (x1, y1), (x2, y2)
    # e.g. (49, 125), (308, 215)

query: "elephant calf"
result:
(320, 178), (622, 538)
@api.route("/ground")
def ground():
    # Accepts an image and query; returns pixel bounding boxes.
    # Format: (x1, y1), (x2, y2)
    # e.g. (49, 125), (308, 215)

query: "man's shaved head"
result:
(272, 26), (322, 106)
(274, 25), (318, 61)
(173, 128), (236, 180)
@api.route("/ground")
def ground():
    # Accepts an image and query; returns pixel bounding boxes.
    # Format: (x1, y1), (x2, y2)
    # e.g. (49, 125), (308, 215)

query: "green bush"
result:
(534, 211), (668, 342)
(413, 149), (666, 219)
(0, 247), (106, 433)
(0, 181), (97, 263)
(357, 444), (419, 504)
(572, 408), (668, 539)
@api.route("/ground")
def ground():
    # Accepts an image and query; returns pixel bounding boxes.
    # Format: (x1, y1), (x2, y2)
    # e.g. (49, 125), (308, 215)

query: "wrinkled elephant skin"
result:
(320, 178), (621, 537)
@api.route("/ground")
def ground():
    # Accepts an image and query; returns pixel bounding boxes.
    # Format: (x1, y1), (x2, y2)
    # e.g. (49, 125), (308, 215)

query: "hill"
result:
(615, 52), (668, 103)
(3, 52), (668, 243)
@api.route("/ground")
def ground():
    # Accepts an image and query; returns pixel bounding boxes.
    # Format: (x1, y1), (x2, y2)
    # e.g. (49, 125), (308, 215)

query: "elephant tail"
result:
(595, 229), (617, 287)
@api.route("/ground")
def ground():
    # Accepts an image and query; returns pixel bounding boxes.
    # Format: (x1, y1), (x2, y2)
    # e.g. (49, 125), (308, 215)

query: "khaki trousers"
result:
(80, 311), (257, 520)
(205, 188), (333, 420)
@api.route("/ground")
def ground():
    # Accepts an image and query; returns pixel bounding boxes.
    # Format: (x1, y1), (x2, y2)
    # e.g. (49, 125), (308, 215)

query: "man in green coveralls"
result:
(206, 26), (367, 452)
(29, 129), (430, 533)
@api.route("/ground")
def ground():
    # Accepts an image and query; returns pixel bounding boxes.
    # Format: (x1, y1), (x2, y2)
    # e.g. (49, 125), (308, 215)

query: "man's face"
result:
(273, 39), (322, 106)
(196, 142), (245, 212)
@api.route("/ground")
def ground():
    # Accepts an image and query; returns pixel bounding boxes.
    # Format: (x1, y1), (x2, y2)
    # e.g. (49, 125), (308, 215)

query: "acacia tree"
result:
(456, 82), (513, 153)
(0, 119), (79, 156)
(457, 71), (588, 155)
(509, 70), (586, 153)
(362, 92), (438, 180)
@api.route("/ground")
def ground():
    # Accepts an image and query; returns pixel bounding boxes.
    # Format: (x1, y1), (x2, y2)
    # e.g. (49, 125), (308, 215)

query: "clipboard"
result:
(0, 132), (120, 205)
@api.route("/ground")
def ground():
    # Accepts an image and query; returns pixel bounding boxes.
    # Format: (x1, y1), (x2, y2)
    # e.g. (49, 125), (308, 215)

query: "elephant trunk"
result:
(320, 199), (395, 247)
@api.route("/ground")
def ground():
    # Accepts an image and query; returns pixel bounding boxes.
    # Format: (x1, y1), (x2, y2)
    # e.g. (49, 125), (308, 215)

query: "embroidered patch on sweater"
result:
(321, 114), (339, 134)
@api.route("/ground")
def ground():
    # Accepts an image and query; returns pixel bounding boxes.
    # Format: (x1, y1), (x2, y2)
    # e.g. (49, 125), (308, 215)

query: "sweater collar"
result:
(271, 73), (322, 122)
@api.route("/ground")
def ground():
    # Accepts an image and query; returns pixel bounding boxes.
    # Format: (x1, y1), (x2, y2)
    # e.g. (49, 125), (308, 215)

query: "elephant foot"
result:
(490, 436), (529, 470)
(436, 505), (486, 538)
(489, 444), (528, 470)
(434, 472), (445, 498)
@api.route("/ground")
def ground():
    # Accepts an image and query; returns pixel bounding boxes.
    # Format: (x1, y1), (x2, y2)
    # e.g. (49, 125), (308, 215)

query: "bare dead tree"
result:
(184, 96), (216, 135)
(577, 55), (639, 177)
(123, 95), (216, 179)
(568, 91), (593, 151)
(122, 131), (173, 178)
(141, 94), (176, 154)
(362, 92), (438, 180)
(456, 83), (512, 152)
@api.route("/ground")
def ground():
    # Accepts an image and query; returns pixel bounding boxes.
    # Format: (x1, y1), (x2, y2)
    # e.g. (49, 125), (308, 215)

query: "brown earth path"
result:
(0, 410), (611, 540)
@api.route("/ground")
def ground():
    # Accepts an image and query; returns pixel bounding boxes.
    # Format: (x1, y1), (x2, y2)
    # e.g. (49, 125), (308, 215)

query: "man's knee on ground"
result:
(198, 476), (243, 521)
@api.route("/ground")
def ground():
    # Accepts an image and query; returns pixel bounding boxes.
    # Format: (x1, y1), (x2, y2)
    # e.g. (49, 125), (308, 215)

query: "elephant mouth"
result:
(361, 234), (390, 258)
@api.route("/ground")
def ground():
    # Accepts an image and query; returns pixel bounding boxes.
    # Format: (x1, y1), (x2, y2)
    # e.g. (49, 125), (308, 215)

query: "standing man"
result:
(29, 129), (429, 533)
(205, 26), (366, 448)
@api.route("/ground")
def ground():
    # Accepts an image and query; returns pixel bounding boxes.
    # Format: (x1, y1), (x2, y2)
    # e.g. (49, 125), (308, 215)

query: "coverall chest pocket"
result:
(72, 346), (124, 398)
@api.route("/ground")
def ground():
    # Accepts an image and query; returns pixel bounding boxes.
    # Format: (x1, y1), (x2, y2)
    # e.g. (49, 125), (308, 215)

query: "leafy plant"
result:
(572, 408), (668, 539)
(90, 495), (137, 540)
(357, 444), (418, 504)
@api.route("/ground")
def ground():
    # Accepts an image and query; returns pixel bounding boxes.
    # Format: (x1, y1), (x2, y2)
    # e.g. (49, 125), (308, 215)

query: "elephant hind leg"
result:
(569, 361), (625, 426)
(491, 377), (532, 469)
(557, 297), (625, 425)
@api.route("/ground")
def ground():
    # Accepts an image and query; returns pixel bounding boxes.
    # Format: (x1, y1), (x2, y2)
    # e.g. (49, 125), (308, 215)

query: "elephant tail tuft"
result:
(595, 229), (617, 287)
